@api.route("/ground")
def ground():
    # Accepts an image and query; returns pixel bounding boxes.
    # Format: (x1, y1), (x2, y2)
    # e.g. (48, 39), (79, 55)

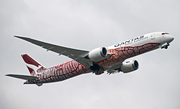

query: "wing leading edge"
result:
(14, 36), (91, 66)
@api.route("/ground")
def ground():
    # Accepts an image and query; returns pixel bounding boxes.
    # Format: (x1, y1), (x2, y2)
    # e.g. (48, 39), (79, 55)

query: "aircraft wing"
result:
(105, 62), (123, 74)
(15, 36), (91, 66)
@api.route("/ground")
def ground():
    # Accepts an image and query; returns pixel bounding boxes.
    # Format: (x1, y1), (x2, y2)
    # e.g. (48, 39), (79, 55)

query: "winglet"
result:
(14, 35), (26, 40)
(14, 35), (26, 39)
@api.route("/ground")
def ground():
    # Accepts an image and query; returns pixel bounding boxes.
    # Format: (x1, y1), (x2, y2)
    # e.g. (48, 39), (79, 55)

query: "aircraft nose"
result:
(168, 35), (174, 43)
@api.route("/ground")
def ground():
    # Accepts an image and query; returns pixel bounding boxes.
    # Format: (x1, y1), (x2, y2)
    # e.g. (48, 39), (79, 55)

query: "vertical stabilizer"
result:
(21, 54), (45, 76)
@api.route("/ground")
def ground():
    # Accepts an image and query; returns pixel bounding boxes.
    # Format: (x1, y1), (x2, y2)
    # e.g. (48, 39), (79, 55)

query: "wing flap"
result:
(6, 74), (38, 80)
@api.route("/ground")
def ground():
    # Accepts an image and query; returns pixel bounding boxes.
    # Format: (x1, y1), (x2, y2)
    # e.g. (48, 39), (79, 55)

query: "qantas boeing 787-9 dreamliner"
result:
(6, 32), (174, 86)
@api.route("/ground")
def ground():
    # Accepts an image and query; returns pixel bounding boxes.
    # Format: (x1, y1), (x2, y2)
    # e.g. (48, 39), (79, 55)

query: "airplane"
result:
(6, 32), (174, 86)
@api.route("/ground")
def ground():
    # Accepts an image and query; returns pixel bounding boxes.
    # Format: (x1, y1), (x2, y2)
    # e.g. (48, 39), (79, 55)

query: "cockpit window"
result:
(162, 33), (169, 35)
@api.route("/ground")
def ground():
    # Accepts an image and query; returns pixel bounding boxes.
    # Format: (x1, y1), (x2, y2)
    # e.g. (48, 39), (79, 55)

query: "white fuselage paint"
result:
(24, 32), (174, 85)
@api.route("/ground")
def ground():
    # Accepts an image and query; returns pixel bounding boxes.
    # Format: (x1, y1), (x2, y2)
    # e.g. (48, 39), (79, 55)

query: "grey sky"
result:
(1, 0), (180, 109)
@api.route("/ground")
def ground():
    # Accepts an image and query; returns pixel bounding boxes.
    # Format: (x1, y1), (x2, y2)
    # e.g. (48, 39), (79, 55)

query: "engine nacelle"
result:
(121, 60), (139, 73)
(88, 47), (107, 62)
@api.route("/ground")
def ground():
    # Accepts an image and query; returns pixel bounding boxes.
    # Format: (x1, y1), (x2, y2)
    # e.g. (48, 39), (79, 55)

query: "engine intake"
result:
(88, 47), (107, 62)
(121, 60), (139, 73)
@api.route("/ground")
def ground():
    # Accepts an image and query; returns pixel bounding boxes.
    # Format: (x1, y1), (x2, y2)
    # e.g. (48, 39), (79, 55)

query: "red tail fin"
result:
(21, 54), (45, 76)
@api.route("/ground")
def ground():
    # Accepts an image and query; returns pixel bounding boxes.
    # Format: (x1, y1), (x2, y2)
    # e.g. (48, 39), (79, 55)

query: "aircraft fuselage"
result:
(24, 32), (174, 86)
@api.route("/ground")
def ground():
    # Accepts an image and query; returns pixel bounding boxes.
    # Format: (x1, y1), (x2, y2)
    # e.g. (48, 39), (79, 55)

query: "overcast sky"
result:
(1, 0), (180, 109)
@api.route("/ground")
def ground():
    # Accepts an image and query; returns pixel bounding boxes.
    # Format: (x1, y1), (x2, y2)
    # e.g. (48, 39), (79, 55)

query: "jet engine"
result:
(121, 60), (139, 73)
(88, 47), (107, 62)
(86, 47), (107, 73)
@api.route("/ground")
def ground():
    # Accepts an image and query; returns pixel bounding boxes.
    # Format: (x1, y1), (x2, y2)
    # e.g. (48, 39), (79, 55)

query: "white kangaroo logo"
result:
(26, 63), (42, 75)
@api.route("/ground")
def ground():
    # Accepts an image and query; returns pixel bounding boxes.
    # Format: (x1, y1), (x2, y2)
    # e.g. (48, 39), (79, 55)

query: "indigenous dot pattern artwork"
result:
(25, 43), (160, 84)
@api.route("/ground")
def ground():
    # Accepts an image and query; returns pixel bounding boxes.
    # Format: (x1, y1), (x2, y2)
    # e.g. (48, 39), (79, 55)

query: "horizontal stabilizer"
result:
(6, 74), (38, 80)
